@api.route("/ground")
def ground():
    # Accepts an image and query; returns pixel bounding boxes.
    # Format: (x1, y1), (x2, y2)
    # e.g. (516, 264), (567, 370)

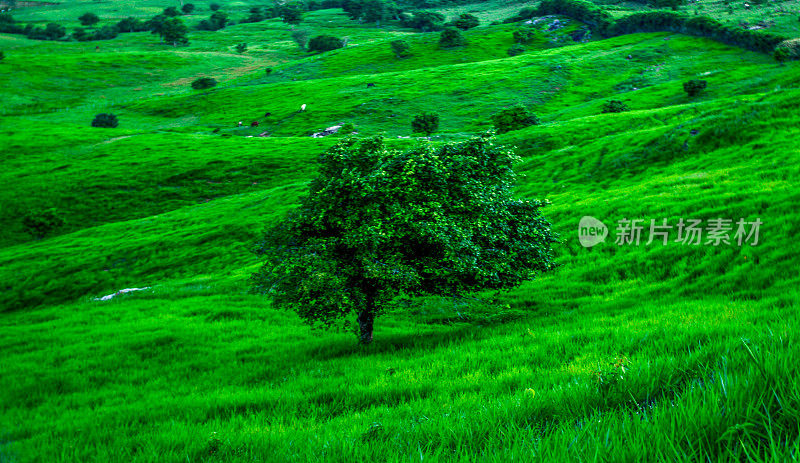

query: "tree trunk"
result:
(357, 310), (375, 345)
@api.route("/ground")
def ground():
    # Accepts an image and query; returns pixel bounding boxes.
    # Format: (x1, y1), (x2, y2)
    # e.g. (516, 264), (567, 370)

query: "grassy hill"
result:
(1, 1), (799, 461)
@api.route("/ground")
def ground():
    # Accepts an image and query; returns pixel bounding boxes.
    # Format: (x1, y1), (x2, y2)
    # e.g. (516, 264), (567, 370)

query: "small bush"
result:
(265, 68), (273, 75)
(78, 12), (99, 26)
(210, 3), (221, 11)
(513, 28), (537, 44)
(683, 79), (707, 97)
(507, 43), (525, 56)
(390, 39), (411, 58)
(491, 104), (540, 134)
(182, 3), (195, 14)
(308, 35), (344, 52)
(91, 113), (118, 128)
(163, 6), (180, 17)
(453, 13), (479, 30)
(22, 208), (65, 239)
(774, 46), (790, 64)
(601, 100), (629, 113)
(339, 122), (356, 135)
(191, 76), (217, 90)
(291, 29), (310, 49)
(0, 51), (4, 62)
(439, 28), (466, 48)
(235, 42), (247, 53)
(411, 112), (440, 136)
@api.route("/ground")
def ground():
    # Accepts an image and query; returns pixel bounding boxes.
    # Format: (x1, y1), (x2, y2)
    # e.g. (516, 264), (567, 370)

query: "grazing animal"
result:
(300, 104), (307, 112)
(251, 121), (259, 127)
(264, 112), (272, 117)
(367, 83), (375, 87)
(238, 121), (243, 127)
(744, 2), (750, 8)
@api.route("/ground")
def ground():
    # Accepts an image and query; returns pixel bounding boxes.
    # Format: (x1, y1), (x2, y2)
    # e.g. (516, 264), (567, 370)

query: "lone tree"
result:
(390, 39), (411, 58)
(601, 99), (629, 114)
(162, 17), (189, 45)
(251, 134), (557, 344)
(491, 104), (539, 134)
(411, 112), (439, 136)
(182, 3), (196, 14)
(439, 28), (466, 48)
(453, 13), (479, 30)
(308, 34), (344, 52)
(78, 12), (99, 26)
(91, 113), (118, 128)
(683, 79), (707, 97)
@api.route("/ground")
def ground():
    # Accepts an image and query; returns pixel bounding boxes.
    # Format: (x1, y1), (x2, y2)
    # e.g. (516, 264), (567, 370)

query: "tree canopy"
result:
(251, 134), (557, 343)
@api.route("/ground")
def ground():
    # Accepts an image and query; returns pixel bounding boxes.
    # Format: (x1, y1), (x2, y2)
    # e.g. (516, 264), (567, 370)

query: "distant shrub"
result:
(513, 28), (536, 44)
(507, 43), (525, 56)
(26, 22), (66, 40)
(601, 100), (629, 113)
(22, 208), (65, 239)
(291, 29), (310, 49)
(411, 112), (439, 136)
(241, 7), (266, 23)
(774, 46), (790, 64)
(339, 122), (356, 135)
(774, 40), (799, 62)
(278, 2), (305, 25)
(163, 6), (180, 17)
(116, 17), (148, 33)
(78, 12), (99, 26)
(235, 42), (247, 53)
(265, 68), (273, 75)
(198, 11), (228, 30)
(75, 24), (118, 41)
(0, 51), (4, 62)
(453, 13), (479, 30)
(308, 34), (344, 52)
(191, 76), (217, 90)
(401, 11), (445, 32)
(491, 104), (539, 134)
(210, 2), (221, 11)
(683, 79), (707, 97)
(390, 39), (411, 58)
(439, 28), (465, 48)
(182, 3), (195, 13)
(91, 113), (119, 128)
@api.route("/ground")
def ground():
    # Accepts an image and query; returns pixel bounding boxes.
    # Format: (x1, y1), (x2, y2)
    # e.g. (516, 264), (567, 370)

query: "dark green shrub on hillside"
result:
(191, 76), (217, 90)
(338, 122), (356, 135)
(491, 104), (539, 134)
(601, 100), (629, 113)
(513, 28), (536, 44)
(507, 43), (525, 56)
(22, 208), (65, 239)
(116, 17), (148, 33)
(78, 12), (99, 26)
(198, 11), (228, 30)
(291, 29), (310, 49)
(0, 51), (4, 62)
(774, 46), (790, 64)
(162, 17), (189, 45)
(163, 6), (180, 17)
(308, 35), (344, 52)
(235, 42), (247, 53)
(453, 13), (479, 30)
(26, 22), (66, 40)
(241, 7), (266, 23)
(390, 39), (411, 58)
(182, 3), (195, 13)
(210, 2), (221, 10)
(683, 79), (707, 97)
(74, 24), (118, 41)
(250, 134), (557, 344)
(401, 11), (445, 31)
(343, 0), (397, 25)
(439, 28), (465, 48)
(278, 2), (305, 25)
(411, 112), (439, 135)
(91, 113), (118, 128)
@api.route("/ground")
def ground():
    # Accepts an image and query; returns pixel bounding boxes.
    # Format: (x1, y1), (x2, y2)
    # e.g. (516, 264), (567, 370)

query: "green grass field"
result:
(1, 0), (800, 461)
